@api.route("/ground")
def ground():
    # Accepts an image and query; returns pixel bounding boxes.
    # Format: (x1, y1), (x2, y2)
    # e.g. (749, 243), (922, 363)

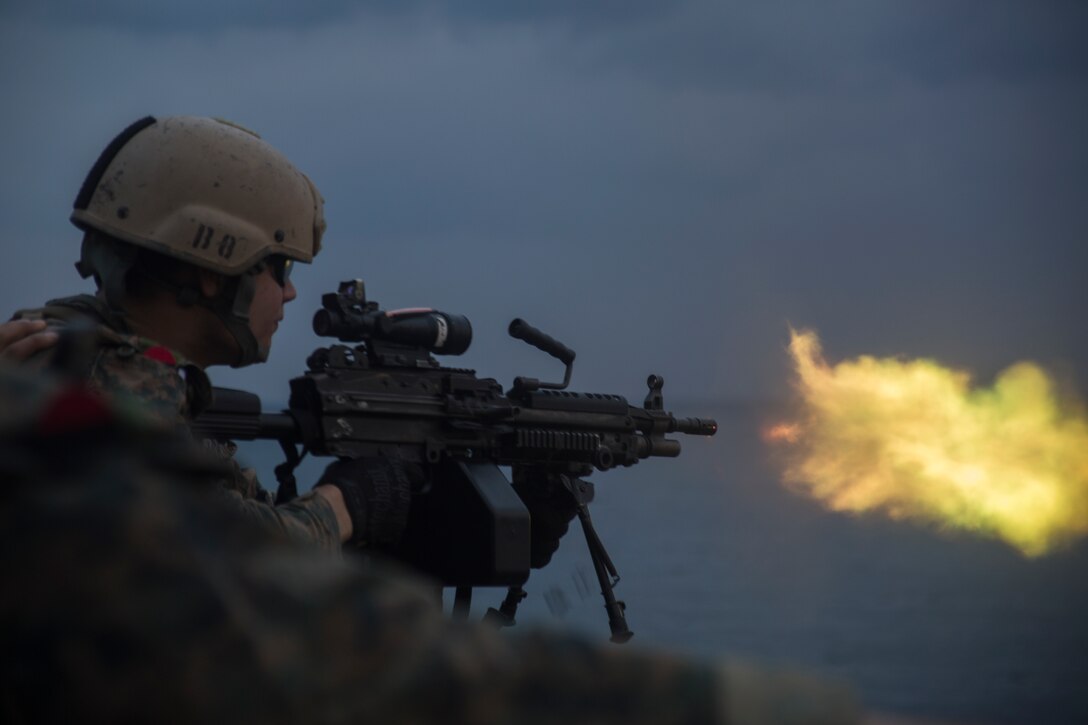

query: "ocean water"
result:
(238, 403), (1088, 724)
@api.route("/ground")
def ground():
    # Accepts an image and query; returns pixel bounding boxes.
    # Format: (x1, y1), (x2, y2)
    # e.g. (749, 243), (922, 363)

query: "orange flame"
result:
(768, 328), (1088, 556)
(763, 423), (802, 443)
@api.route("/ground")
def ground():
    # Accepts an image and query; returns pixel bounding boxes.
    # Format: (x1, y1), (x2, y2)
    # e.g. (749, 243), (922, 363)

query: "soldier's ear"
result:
(197, 268), (225, 300)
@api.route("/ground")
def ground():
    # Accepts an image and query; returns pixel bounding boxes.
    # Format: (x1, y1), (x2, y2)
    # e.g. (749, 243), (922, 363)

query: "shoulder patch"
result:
(144, 346), (178, 366)
(38, 386), (116, 435)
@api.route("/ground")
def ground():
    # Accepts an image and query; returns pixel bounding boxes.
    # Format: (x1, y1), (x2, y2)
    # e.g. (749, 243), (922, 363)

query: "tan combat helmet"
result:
(71, 116), (326, 366)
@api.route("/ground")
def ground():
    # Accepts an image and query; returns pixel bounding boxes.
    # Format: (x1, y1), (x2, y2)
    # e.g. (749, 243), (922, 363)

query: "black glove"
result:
(317, 457), (419, 549)
(512, 468), (581, 569)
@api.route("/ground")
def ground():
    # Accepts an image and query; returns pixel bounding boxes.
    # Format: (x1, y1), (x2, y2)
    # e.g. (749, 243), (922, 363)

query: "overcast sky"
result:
(2, 0), (1085, 406)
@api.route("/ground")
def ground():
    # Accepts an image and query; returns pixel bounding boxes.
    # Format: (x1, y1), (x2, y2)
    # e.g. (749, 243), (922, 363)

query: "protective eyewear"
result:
(266, 255), (294, 287)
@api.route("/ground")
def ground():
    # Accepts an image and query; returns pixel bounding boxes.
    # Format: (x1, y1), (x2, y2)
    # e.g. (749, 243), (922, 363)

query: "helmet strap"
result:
(157, 269), (264, 367)
(75, 234), (138, 329)
(211, 267), (265, 367)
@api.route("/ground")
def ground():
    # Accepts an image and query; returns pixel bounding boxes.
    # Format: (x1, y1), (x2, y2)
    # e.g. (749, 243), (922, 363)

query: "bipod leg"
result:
(484, 586), (527, 629)
(576, 505), (633, 643)
(452, 586), (473, 620)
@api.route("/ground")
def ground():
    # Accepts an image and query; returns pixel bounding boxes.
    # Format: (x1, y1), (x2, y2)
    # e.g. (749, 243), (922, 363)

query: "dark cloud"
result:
(1, 0), (677, 32)
(8, 0), (1085, 89)
(561, 0), (1088, 92)
(2, 0), (362, 31)
(2, 11), (1085, 719)
(0, 2), (1085, 403)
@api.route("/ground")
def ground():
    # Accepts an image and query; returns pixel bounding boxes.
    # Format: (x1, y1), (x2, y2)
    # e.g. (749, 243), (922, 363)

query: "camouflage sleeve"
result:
(221, 486), (343, 553)
(3, 459), (859, 723)
(2, 367), (860, 725)
(203, 440), (343, 553)
(231, 550), (859, 725)
(12, 309), (194, 428)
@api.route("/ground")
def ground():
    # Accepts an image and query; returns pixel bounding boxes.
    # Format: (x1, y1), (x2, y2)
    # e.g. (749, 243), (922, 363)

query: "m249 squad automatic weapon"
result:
(192, 280), (717, 642)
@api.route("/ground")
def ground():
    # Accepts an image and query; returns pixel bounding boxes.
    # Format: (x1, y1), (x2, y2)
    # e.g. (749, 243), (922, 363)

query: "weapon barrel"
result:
(674, 417), (717, 436)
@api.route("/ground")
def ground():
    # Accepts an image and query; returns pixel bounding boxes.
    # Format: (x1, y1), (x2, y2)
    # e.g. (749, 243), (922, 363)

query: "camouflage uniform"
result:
(11, 294), (342, 552)
(0, 364), (860, 724)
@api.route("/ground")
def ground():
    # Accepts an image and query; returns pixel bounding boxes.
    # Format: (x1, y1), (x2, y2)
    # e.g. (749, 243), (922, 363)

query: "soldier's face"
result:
(248, 264), (297, 353)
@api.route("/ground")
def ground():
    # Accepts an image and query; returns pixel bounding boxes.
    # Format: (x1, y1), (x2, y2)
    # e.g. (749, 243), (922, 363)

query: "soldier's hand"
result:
(512, 468), (580, 568)
(316, 457), (419, 549)
(0, 320), (58, 362)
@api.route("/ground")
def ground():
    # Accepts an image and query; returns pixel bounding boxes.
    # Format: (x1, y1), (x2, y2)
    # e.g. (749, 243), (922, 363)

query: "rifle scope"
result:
(314, 306), (472, 355)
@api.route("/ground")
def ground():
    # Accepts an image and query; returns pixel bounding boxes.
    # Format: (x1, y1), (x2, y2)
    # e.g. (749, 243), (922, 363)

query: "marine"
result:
(0, 115), (897, 723)
(5, 114), (578, 566)
(7, 115), (389, 553)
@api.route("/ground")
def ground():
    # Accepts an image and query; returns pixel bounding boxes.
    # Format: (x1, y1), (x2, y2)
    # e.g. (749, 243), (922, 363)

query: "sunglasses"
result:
(265, 255), (295, 287)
